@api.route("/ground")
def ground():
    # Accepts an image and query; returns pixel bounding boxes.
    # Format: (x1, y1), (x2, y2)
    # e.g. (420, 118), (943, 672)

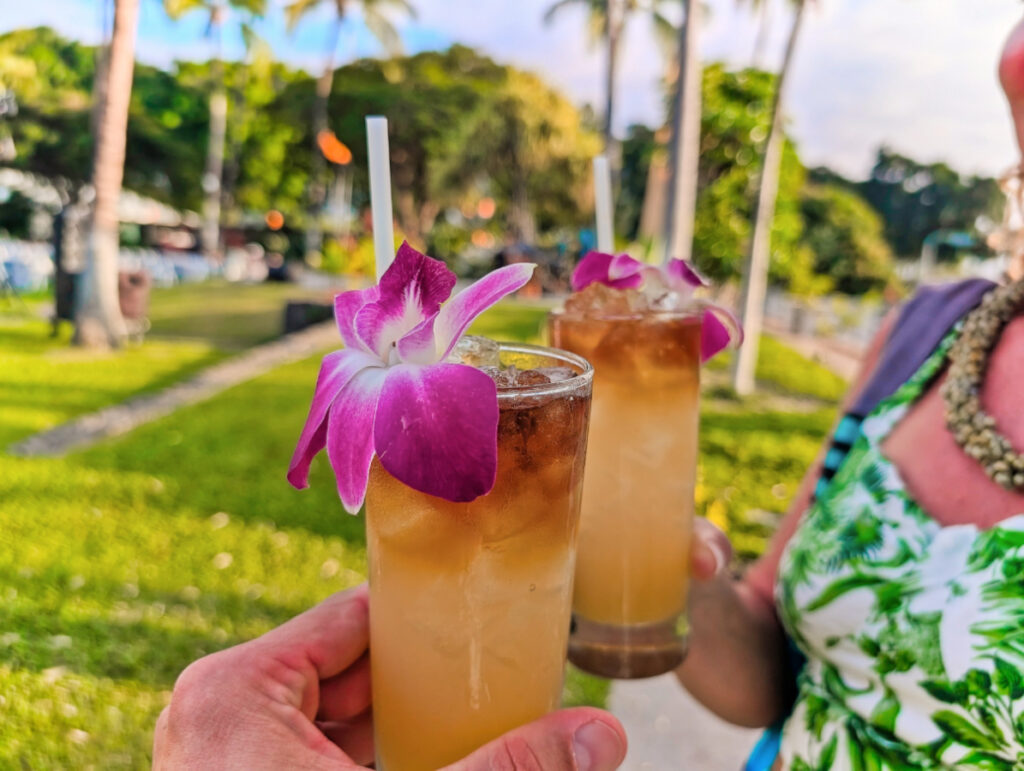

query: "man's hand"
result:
(154, 584), (626, 770)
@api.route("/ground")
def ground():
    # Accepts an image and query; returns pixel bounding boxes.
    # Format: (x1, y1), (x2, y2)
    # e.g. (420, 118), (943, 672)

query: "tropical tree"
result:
(543, 0), (674, 151)
(799, 184), (896, 295)
(732, 0), (809, 395)
(74, 0), (139, 348)
(662, 0), (701, 263)
(163, 0), (266, 257)
(431, 69), (601, 243)
(284, 0), (415, 258)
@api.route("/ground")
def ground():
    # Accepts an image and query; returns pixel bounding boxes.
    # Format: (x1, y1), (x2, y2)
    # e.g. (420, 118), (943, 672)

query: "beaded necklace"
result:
(941, 280), (1024, 491)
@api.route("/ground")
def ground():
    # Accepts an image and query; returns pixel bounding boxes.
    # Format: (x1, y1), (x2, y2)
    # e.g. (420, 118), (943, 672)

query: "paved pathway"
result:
(8, 321), (337, 457)
(610, 675), (760, 770)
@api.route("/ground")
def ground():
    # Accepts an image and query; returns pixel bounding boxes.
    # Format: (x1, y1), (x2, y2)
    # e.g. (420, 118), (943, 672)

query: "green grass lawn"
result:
(147, 280), (331, 350)
(0, 297), (847, 767)
(0, 321), (223, 448)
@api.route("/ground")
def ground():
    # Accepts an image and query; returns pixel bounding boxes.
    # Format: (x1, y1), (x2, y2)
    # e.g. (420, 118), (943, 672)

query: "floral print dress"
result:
(776, 329), (1024, 770)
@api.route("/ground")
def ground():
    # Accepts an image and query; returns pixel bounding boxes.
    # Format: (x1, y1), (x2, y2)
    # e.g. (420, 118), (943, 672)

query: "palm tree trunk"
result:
(752, 0), (772, 67)
(732, 0), (807, 395)
(305, 15), (343, 259)
(603, 6), (621, 151)
(663, 0), (702, 264)
(75, 0), (138, 349)
(200, 13), (227, 258)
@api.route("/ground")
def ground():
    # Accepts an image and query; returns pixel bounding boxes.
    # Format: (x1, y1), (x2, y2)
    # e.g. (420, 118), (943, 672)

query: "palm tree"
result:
(164, 0), (266, 258)
(285, 0), (415, 259)
(74, 0), (139, 348)
(662, 0), (701, 263)
(543, 0), (673, 151)
(732, 0), (809, 395)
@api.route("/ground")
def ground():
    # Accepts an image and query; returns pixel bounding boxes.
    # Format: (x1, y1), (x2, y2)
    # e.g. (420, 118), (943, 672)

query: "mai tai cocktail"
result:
(367, 341), (591, 770)
(548, 252), (740, 679)
(287, 243), (593, 770)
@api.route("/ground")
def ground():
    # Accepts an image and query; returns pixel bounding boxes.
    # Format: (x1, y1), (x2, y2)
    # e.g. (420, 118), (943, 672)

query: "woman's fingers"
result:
(691, 517), (733, 580)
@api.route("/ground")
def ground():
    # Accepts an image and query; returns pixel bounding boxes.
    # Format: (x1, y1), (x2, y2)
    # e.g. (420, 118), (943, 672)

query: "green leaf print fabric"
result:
(776, 328), (1024, 770)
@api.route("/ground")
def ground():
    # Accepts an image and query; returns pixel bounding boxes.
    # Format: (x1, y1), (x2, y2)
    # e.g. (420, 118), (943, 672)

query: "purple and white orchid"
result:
(571, 251), (743, 363)
(289, 242), (535, 514)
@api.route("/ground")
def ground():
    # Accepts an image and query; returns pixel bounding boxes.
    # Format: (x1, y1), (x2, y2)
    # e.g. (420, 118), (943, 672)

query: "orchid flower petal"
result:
(287, 349), (383, 490)
(701, 305), (744, 363)
(571, 252), (613, 292)
(355, 243), (457, 359)
(666, 258), (710, 290)
(326, 366), (389, 514)
(572, 251), (645, 292)
(432, 263), (536, 361)
(334, 286), (380, 352)
(395, 315), (440, 364)
(375, 363), (499, 502)
(607, 254), (646, 283)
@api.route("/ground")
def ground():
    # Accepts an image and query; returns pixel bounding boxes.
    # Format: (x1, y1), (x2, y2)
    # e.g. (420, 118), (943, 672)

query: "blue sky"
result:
(4, 0), (1023, 179)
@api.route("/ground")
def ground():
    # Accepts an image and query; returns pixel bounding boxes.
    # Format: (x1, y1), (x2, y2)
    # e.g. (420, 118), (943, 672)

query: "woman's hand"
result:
(153, 584), (627, 770)
(691, 516), (734, 581)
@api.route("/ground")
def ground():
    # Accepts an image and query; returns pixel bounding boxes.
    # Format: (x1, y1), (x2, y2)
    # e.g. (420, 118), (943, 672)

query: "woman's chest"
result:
(883, 382), (1024, 531)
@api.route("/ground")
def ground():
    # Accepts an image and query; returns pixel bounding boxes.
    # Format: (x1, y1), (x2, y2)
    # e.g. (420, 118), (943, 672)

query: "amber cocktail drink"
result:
(550, 297), (700, 678)
(365, 343), (593, 770)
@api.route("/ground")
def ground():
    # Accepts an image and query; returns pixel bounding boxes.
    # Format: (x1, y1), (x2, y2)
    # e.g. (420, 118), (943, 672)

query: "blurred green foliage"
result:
(1, 28), (597, 256)
(811, 148), (1002, 260)
(800, 184), (897, 295)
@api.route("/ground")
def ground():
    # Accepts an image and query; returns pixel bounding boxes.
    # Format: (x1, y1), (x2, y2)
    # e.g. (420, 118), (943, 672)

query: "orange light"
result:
(471, 229), (495, 248)
(265, 210), (285, 230)
(318, 130), (353, 165)
(476, 197), (496, 220)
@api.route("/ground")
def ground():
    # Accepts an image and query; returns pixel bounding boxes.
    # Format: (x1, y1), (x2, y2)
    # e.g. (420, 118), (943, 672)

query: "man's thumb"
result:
(441, 708), (626, 771)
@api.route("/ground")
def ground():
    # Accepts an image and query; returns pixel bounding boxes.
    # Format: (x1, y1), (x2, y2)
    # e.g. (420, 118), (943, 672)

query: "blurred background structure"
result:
(1, 0), (1023, 766)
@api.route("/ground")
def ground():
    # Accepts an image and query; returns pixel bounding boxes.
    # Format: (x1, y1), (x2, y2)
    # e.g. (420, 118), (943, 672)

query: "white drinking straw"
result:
(366, 116), (396, 279)
(593, 155), (614, 254)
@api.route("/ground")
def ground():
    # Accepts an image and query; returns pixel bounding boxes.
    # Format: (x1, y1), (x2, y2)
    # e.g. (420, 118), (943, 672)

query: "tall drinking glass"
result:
(549, 308), (700, 678)
(365, 343), (593, 770)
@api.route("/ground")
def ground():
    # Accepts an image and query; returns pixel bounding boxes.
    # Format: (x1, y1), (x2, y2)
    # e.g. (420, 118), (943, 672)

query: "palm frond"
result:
(368, 0), (417, 21)
(283, 0), (324, 31)
(163, 0), (210, 21)
(542, 0), (587, 26)
(650, 9), (677, 59)
(231, 0), (267, 17)
(363, 9), (403, 56)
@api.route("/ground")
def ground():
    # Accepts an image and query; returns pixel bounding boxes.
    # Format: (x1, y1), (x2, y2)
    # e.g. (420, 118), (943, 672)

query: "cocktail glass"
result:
(365, 343), (594, 770)
(549, 308), (700, 678)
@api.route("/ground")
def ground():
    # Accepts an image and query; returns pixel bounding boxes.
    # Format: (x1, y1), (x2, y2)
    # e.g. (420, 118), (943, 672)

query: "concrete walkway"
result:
(610, 675), (760, 770)
(8, 321), (338, 457)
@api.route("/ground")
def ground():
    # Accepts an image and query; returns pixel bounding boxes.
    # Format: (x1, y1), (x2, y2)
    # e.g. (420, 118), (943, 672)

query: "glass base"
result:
(568, 614), (688, 679)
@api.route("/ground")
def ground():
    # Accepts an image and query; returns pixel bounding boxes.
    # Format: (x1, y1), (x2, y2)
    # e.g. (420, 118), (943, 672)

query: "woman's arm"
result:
(675, 311), (897, 727)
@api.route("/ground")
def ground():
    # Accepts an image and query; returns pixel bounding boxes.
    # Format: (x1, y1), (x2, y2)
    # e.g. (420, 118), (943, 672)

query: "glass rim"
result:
(494, 341), (594, 402)
(548, 305), (704, 323)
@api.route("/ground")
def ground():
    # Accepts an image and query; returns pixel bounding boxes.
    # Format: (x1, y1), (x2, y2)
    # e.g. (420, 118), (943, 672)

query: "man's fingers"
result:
(319, 709), (375, 766)
(152, 707), (170, 769)
(691, 517), (733, 581)
(317, 653), (372, 722)
(251, 584), (370, 682)
(441, 708), (626, 771)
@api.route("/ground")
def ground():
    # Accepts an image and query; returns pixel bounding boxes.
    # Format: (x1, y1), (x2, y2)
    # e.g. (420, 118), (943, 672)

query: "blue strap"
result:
(744, 723), (783, 771)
